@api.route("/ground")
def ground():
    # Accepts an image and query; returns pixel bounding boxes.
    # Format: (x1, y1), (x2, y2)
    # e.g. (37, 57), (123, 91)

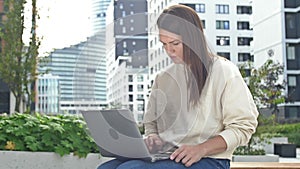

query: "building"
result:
(148, 0), (253, 85)
(106, 0), (148, 123)
(91, 0), (112, 34)
(37, 34), (107, 114)
(35, 74), (60, 114)
(252, 0), (300, 122)
(36, 0), (113, 114)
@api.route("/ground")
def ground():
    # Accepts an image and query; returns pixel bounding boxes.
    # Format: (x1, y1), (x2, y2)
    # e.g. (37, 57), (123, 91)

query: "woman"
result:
(98, 4), (258, 169)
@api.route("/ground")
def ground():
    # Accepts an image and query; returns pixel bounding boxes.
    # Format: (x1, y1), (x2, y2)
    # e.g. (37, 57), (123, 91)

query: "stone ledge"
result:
(232, 154), (280, 162)
(0, 151), (111, 169)
(230, 162), (300, 169)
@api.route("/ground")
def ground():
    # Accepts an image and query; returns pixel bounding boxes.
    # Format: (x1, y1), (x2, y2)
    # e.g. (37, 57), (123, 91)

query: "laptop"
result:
(81, 109), (175, 162)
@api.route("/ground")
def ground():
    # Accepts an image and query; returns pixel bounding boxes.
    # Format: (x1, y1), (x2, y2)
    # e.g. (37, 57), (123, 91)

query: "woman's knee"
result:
(116, 160), (148, 169)
(97, 159), (123, 169)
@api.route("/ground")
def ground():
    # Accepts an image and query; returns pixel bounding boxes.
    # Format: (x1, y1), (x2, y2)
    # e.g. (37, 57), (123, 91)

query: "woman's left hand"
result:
(170, 144), (206, 167)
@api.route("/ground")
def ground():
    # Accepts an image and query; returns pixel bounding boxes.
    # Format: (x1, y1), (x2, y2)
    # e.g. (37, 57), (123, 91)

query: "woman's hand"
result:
(170, 144), (206, 167)
(144, 134), (165, 153)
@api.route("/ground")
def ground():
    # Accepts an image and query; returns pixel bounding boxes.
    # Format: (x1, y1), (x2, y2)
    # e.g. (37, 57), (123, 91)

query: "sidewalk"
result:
(279, 148), (300, 162)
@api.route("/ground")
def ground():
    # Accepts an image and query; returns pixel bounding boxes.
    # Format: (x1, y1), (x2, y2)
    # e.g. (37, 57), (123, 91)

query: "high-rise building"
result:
(106, 0), (148, 123)
(252, 0), (300, 121)
(37, 34), (107, 114)
(148, 0), (253, 85)
(36, 0), (111, 114)
(91, 0), (112, 34)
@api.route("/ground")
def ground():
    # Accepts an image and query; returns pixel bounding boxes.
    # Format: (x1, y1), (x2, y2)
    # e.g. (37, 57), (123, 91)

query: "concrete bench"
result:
(231, 162), (300, 169)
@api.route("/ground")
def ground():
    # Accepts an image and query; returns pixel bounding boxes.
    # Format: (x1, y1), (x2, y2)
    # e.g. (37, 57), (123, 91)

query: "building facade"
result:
(35, 74), (60, 114)
(91, 0), (112, 34)
(37, 34), (107, 114)
(252, 0), (300, 121)
(106, 0), (148, 123)
(148, 0), (253, 85)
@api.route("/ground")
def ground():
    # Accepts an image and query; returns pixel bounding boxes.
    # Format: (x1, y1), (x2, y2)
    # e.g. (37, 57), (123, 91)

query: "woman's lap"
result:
(97, 158), (230, 169)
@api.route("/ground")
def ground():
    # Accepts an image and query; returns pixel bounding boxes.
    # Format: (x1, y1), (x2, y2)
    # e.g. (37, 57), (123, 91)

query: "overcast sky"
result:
(29, 0), (92, 55)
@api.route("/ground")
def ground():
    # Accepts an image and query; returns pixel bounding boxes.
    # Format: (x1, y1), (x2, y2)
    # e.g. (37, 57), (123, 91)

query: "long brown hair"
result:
(157, 4), (212, 107)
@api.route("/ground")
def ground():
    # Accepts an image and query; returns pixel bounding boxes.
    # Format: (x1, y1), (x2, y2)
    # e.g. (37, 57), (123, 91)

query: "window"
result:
(128, 75), (133, 82)
(216, 36), (230, 46)
(288, 76), (297, 87)
(201, 20), (206, 29)
(216, 20), (230, 30)
(137, 94), (144, 99)
(286, 13), (296, 29)
(181, 4), (205, 13)
(237, 6), (252, 14)
(195, 4), (205, 13)
(237, 21), (250, 30)
(238, 53), (253, 62)
(129, 95), (133, 102)
(238, 37), (253, 46)
(137, 75), (144, 82)
(285, 107), (299, 119)
(123, 49), (128, 55)
(129, 104), (133, 111)
(97, 12), (106, 18)
(216, 4), (229, 14)
(285, 13), (299, 39)
(287, 46), (296, 60)
(243, 69), (251, 77)
(285, 0), (300, 8)
(217, 52), (230, 60)
(137, 85), (144, 91)
(138, 104), (144, 111)
(128, 85), (133, 92)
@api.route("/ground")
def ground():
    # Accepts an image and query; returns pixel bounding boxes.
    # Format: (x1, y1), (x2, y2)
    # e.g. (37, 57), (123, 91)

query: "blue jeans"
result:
(97, 158), (230, 169)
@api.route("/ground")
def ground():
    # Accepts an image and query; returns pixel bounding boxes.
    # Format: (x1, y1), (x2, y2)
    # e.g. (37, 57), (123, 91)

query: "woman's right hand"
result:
(144, 134), (165, 153)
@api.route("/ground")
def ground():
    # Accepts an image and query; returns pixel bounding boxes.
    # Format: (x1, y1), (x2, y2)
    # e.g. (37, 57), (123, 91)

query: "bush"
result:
(258, 122), (300, 147)
(0, 113), (99, 158)
(234, 146), (265, 155)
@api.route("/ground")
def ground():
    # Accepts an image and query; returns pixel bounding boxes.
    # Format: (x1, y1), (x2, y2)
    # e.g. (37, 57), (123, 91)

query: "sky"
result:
(30, 0), (92, 55)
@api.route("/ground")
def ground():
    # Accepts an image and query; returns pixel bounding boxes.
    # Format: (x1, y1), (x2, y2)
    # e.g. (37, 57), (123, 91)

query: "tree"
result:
(240, 59), (285, 115)
(235, 59), (286, 155)
(248, 59), (285, 122)
(0, 0), (40, 113)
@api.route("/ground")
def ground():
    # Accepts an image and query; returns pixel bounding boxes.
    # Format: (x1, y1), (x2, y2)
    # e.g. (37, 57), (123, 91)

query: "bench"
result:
(231, 162), (300, 169)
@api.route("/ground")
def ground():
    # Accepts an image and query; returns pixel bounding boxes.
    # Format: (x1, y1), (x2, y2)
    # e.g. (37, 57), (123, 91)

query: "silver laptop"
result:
(81, 109), (174, 162)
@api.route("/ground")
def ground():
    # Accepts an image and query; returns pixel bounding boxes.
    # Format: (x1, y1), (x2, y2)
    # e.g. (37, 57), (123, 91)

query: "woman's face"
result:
(159, 29), (184, 64)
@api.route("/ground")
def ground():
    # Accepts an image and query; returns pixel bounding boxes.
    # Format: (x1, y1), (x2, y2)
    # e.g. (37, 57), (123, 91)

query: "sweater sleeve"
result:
(219, 74), (259, 151)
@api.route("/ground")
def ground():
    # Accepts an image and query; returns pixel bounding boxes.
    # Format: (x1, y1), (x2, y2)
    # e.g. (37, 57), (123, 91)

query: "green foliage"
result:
(257, 122), (300, 147)
(0, 113), (99, 158)
(240, 59), (285, 111)
(234, 146), (265, 155)
(235, 59), (286, 155)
